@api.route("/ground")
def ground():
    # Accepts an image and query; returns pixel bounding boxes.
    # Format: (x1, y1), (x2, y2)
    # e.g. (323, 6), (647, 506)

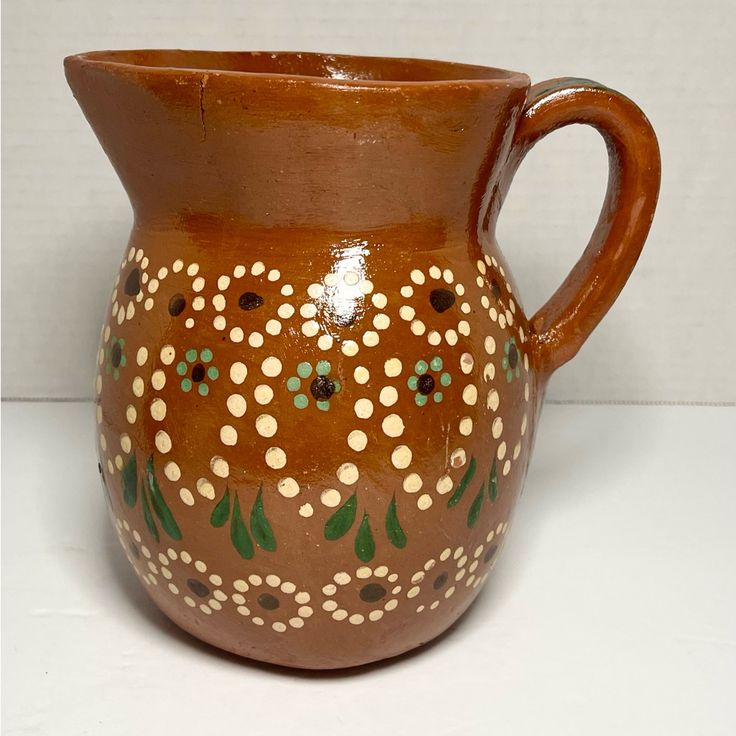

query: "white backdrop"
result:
(2, 0), (734, 402)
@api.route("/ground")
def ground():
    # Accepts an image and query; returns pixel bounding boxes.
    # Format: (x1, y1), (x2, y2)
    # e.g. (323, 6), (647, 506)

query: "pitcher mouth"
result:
(64, 49), (529, 88)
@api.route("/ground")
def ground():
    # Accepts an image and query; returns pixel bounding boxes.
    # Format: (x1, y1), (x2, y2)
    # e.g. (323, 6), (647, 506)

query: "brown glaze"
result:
(65, 50), (660, 669)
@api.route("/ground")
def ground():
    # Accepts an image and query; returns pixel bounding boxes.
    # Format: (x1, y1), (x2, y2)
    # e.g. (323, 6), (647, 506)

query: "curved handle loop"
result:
(490, 78), (660, 375)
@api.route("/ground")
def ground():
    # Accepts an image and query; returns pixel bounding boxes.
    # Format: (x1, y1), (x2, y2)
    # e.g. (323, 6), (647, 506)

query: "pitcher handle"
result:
(490, 78), (661, 375)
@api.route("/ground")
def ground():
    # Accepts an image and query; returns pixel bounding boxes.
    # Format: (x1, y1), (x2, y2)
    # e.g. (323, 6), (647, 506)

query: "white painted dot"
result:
(410, 320), (426, 336)
(265, 447), (286, 469)
(484, 362), (496, 382)
(261, 356), (282, 377)
(281, 283), (294, 296)
(521, 414), (528, 436)
(334, 571), (351, 585)
(267, 269), (280, 282)
(451, 448), (467, 468)
(227, 394), (247, 417)
(248, 331), (264, 347)
(384, 599), (398, 611)
(184, 316), (194, 328)
(445, 329), (458, 346)
(120, 434), (132, 454)
(149, 370), (165, 391)
(251, 261), (265, 276)
(343, 270), (359, 285)
(192, 295), (205, 311)
(155, 431), (172, 454)
(164, 461), (181, 481)
(196, 478), (215, 499)
(485, 336), (496, 355)
(497, 441), (507, 460)
(347, 430), (368, 452)
(391, 445), (412, 469)
(458, 320), (471, 336)
(427, 330), (441, 346)
(371, 293), (388, 309)
(220, 425), (238, 446)
(400, 285), (414, 298)
(192, 276), (205, 292)
(410, 269), (425, 285)
(255, 414), (278, 438)
(429, 265), (441, 279)
(160, 345), (175, 365)
(462, 385), (478, 405)
(172, 258), (183, 272)
(359, 279), (374, 295)
(353, 366), (369, 384)
(417, 494), (433, 510)
(229, 327), (244, 343)
(301, 320), (319, 337)
(317, 334), (333, 351)
(492, 417), (504, 439)
(337, 463), (359, 485)
(136, 347), (148, 366)
(373, 313), (390, 331)
(265, 319), (281, 336)
(324, 273), (338, 287)
(150, 399), (167, 421)
(436, 475), (453, 494)
(132, 377), (144, 397)
(349, 613), (365, 625)
(254, 384), (273, 405)
(374, 566), (389, 577)
(382, 414), (405, 438)
(399, 305), (415, 321)
(403, 473), (423, 493)
(461, 302), (472, 314)
(180, 488), (194, 506)
(321, 489), (341, 508)
(379, 386), (398, 407)
(277, 477), (300, 498)
(342, 340), (359, 357)
(210, 456), (229, 478)
(217, 275), (230, 291)
(307, 283), (324, 299)
(299, 504), (313, 518)
(300, 303), (317, 318)
(126, 302), (136, 320)
(186, 262), (199, 276)
(499, 313), (507, 329)
(487, 388), (499, 411)
(369, 610), (384, 621)
(278, 303), (295, 319)
(213, 315), (226, 330)
(384, 358), (402, 377)
(354, 398), (374, 419)
(362, 331), (379, 347)
(503, 460), (511, 476)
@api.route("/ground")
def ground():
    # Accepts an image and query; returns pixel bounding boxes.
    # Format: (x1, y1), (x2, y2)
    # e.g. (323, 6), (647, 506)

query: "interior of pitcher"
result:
(71, 50), (526, 85)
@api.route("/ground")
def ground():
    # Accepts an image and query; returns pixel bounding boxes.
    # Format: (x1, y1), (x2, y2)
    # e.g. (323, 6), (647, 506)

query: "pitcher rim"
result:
(64, 49), (530, 89)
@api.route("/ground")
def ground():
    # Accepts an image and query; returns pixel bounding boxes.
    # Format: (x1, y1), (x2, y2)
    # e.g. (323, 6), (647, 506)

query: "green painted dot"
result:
(430, 356), (443, 371)
(434, 392), (443, 403)
(316, 400), (330, 411)
(181, 378), (192, 392)
(294, 394), (309, 409)
(207, 366), (219, 380)
(297, 362), (313, 379)
(118, 338), (125, 346)
(440, 372), (452, 386)
(332, 380), (342, 393)
(407, 376), (419, 390)
(120, 356), (127, 368)
(415, 360), (428, 375)
(185, 349), (197, 362)
(200, 348), (213, 363)
(316, 360), (331, 376)
(176, 361), (187, 376)
(506, 372), (513, 383)
(198, 383), (209, 396)
(287, 376), (301, 391)
(502, 358), (509, 370)
(415, 393), (428, 407)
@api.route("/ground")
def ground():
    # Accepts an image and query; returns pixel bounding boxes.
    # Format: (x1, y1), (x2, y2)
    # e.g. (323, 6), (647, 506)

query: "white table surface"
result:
(2, 401), (735, 735)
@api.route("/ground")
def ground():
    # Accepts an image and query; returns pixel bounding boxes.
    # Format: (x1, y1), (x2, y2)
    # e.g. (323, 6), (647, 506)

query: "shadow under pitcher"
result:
(65, 50), (660, 669)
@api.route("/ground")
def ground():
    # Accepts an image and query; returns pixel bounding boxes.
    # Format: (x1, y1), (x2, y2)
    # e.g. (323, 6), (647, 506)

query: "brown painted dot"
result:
(418, 374), (435, 395)
(484, 545), (498, 563)
(186, 578), (210, 597)
(491, 280), (502, 299)
(433, 572), (448, 590)
(310, 375), (335, 401)
(258, 593), (280, 610)
(191, 363), (205, 382)
(333, 308), (358, 327)
(124, 268), (141, 296)
(168, 293), (186, 316)
(238, 292), (264, 311)
(128, 542), (140, 559)
(359, 583), (387, 603)
(110, 342), (122, 368)
(429, 288), (455, 313)
(508, 343), (519, 370)
(97, 462), (103, 475)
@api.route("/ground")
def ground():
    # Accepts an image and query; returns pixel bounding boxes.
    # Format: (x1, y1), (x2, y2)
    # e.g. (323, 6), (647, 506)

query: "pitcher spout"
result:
(65, 50), (529, 233)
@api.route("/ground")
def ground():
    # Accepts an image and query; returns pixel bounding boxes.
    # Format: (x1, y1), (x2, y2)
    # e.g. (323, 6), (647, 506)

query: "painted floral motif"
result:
(407, 357), (451, 406)
(176, 348), (219, 395)
(105, 336), (126, 380)
(502, 338), (521, 382)
(287, 360), (342, 410)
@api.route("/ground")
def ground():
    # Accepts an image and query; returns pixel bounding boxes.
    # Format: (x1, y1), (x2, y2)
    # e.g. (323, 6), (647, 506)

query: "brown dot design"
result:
(258, 593), (280, 610)
(124, 268), (141, 296)
(359, 583), (387, 603)
(238, 291), (264, 311)
(429, 288), (455, 313)
(432, 572), (448, 590)
(168, 293), (186, 316)
(187, 578), (210, 597)
(310, 375), (336, 401)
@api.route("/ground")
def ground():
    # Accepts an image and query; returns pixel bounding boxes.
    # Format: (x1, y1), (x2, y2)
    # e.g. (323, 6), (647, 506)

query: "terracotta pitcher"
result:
(65, 50), (660, 669)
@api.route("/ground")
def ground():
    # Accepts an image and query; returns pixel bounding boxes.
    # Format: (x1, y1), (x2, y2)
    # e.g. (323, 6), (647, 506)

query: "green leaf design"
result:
(488, 458), (498, 501)
(140, 479), (159, 542)
(355, 512), (376, 563)
(385, 495), (407, 549)
(250, 485), (276, 552)
(230, 495), (254, 560)
(146, 456), (182, 540)
(210, 488), (231, 528)
(324, 493), (357, 541)
(121, 454), (137, 507)
(467, 483), (485, 528)
(447, 456), (477, 508)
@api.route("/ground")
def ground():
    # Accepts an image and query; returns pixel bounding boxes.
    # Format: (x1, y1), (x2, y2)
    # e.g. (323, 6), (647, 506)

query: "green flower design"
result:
(407, 356), (451, 406)
(287, 360), (342, 411)
(105, 336), (126, 380)
(176, 348), (219, 396)
(502, 338), (521, 382)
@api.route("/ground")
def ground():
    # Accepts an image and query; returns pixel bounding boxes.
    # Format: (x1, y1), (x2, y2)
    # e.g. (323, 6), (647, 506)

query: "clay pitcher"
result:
(64, 50), (660, 669)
